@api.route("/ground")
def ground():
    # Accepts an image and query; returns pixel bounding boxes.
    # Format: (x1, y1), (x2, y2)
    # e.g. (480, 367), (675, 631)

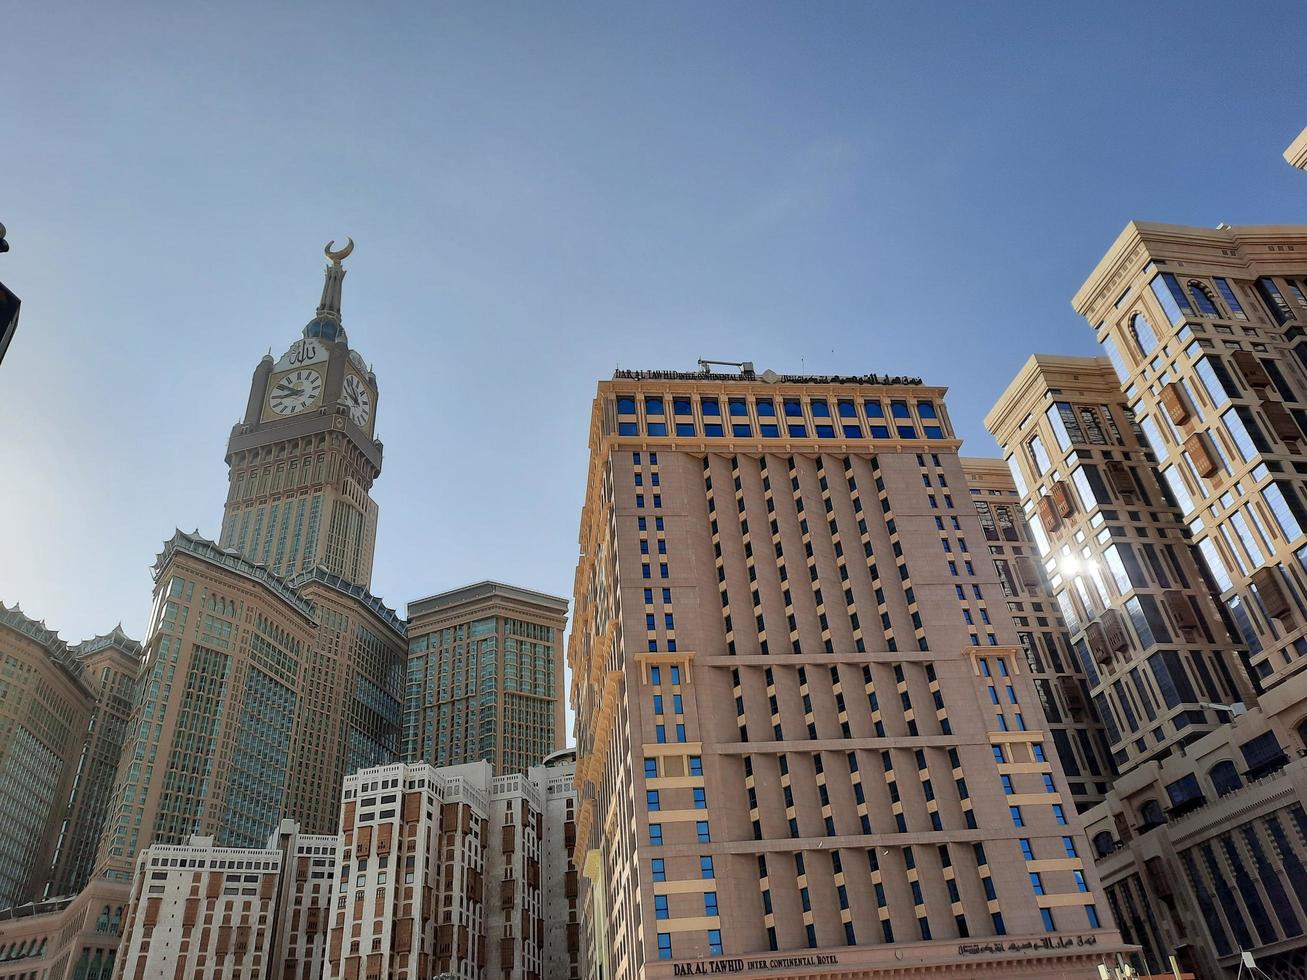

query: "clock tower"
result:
(220, 240), (383, 587)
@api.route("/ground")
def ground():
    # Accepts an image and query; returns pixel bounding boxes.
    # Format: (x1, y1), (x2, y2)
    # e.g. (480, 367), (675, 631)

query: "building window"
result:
(708, 929), (723, 955)
(655, 895), (669, 919)
(697, 820), (711, 843)
(617, 396), (636, 414)
(1041, 908), (1056, 932)
(1189, 281), (1219, 316)
(652, 858), (665, 881)
(1150, 273), (1192, 324)
(1130, 312), (1159, 354)
(701, 856), (715, 879)
(657, 933), (672, 959)
(650, 824), (663, 845)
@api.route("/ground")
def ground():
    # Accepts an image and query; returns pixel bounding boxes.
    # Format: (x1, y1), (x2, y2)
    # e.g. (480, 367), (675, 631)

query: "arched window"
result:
(1139, 798), (1166, 828)
(1189, 281), (1220, 316)
(1093, 831), (1116, 857)
(1210, 760), (1242, 797)
(1130, 313), (1158, 355)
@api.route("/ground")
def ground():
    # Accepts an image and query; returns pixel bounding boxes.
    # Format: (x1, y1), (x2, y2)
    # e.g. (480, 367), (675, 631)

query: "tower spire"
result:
(303, 238), (353, 342)
(318, 238), (353, 319)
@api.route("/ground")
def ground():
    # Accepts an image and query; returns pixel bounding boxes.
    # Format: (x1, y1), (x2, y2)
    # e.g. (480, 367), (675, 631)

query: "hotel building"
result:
(114, 819), (337, 980)
(328, 754), (579, 980)
(985, 220), (1307, 979)
(405, 582), (568, 775)
(959, 458), (1115, 813)
(568, 368), (1128, 979)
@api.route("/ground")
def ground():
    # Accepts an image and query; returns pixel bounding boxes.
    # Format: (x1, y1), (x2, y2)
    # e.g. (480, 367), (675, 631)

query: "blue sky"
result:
(2, 1), (1305, 662)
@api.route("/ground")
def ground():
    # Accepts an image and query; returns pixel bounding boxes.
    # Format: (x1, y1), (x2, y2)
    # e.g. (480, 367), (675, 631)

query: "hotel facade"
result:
(987, 222), (1307, 978)
(568, 369), (1128, 979)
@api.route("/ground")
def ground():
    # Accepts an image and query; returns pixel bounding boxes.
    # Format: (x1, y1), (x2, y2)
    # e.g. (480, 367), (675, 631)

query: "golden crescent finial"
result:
(324, 237), (354, 265)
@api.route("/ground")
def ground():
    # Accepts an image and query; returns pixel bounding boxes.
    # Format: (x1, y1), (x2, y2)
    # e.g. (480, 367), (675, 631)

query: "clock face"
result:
(343, 374), (372, 427)
(268, 369), (323, 416)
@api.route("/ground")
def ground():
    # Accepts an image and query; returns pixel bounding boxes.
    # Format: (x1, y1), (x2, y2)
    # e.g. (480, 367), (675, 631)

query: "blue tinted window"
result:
(650, 823), (662, 845)
(701, 856), (715, 878)
(816, 425), (836, 438)
(1215, 278), (1245, 317)
(652, 858), (666, 881)
(705, 423), (724, 437)
(729, 399), (749, 416)
(865, 401), (885, 418)
(648, 423), (667, 436)
(761, 424), (779, 437)
(1150, 273), (1192, 324)
(645, 397), (664, 416)
(756, 400), (775, 417)
(647, 790), (660, 810)
(701, 399), (720, 416)
(655, 895), (668, 918)
(811, 400), (831, 418)
(708, 929), (722, 955)
(644, 758), (658, 778)
(924, 426), (943, 438)
(891, 401), (910, 418)
(870, 425), (890, 438)
(1189, 282), (1219, 316)
(673, 398), (693, 415)
(619, 422), (638, 436)
(838, 400), (857, 418)
(676, 423), (696, 436)
(1130, 313), (1158, 354)
(842, 424), (862, 437)
(897, 424), (917, 438)
(657, 933), (672, 958)
(917, 401), (938, 419)
(788, 424), (807, 437)
(696, 820), (710, 841)
(784, 399), (803, 417)
(689, 756), (702, 775)
(617, 396), (636, 414)
(1086, 905), (1100, 929)
(733, 424), (752, 437)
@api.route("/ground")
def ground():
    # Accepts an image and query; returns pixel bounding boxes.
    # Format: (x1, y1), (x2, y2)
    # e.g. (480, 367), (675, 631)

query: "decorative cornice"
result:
(155, 529), (316, 622)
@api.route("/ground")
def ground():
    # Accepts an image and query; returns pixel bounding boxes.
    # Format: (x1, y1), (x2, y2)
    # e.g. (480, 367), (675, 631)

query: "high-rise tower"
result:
(220, 239), (383, 587)
(97, 243), (405, 875)
(569, 368), (1128, 980)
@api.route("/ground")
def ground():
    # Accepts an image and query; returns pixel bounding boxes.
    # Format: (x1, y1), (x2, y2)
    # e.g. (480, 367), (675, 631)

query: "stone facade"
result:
(568, 371), (1129, 979)
(983, 221), (1307, 978)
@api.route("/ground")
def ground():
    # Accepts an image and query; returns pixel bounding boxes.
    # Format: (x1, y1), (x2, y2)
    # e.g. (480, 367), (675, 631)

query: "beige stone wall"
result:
(570, 375), (1129, 980)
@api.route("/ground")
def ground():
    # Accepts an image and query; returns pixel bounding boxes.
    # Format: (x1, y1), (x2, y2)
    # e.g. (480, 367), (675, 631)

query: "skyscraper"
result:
(44, 625), (142, 899)
(0, 606), (140, 908)
(985, 356), (1255, 779)
(981, 220), (1307, 979)
(404, 581), (568, 774)
(220, 239), (382, 588)
(958, 458), (1115, 813)
(569, 369), (1127, 979)
(99, 243), (406, 874)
